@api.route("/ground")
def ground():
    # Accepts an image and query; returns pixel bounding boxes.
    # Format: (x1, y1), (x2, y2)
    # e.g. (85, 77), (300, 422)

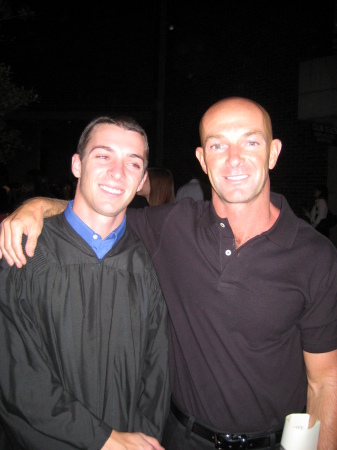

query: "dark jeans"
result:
(161, 410), (282, 450)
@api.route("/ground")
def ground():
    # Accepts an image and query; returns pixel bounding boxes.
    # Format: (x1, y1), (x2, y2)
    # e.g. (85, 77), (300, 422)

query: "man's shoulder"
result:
(123, 226), (156, 261)
(21, 216), (64, 272)
(37, 213), (67, 250)
(271, 192), (337, 255)
(118, 227), (162, 281)
(128, 198), (209, 225)
(297, 216), (336, 251)
(288, 207), (337, 261)
(28, 213), (84, 269)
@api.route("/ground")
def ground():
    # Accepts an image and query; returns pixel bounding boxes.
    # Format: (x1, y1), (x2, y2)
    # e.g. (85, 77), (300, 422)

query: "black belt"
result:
(171, 401), (283, 449)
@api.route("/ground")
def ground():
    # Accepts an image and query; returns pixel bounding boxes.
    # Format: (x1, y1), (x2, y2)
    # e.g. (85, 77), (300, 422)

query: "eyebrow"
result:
(89, 145), (145, 163)
(242, 130), (266, 140)
(205, 130), (266, 145)
(204, 134), (224, 145)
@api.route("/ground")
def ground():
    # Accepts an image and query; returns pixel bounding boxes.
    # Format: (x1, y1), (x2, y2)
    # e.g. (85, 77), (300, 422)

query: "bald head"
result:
(199, 97), (273, 148)
(195, 96), (282, 211)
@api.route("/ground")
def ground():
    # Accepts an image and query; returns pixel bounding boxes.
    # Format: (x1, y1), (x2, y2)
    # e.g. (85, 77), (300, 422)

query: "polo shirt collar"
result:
(197, 192), (299, 249)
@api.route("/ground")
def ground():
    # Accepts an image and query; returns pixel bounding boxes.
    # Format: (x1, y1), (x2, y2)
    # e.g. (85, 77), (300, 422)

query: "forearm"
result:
(307, 380), (337, 449)
(23, 196), (68, 218)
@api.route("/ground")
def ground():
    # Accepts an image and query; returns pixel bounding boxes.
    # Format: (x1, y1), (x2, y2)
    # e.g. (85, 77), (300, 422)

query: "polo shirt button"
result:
(93, 234), (98, 239)
(225, 249), (231, 256)
(220, 222), (225, 228)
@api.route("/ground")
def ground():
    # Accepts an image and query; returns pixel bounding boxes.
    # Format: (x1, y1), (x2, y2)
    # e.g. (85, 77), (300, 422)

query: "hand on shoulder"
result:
(0, 197), (67, 268)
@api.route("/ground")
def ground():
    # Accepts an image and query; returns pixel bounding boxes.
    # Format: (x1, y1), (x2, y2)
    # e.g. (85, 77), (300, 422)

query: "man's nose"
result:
(225, 145), (244, 167)
(107, 159), (125, 179)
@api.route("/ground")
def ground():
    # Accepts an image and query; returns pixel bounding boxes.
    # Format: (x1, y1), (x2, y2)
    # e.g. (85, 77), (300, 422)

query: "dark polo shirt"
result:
(127, 193), (337, 433)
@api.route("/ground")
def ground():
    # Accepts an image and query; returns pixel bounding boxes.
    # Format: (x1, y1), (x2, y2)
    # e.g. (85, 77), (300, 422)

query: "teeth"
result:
(100, 185), (123, 194)
(226, 175), (248, 180)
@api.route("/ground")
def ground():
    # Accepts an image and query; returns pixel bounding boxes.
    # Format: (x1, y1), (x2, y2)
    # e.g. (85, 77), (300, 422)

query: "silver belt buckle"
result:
(214, 433), (248, 449)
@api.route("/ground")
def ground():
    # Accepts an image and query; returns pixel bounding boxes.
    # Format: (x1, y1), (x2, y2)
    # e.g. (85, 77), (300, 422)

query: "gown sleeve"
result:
(133, 268), (170, 439)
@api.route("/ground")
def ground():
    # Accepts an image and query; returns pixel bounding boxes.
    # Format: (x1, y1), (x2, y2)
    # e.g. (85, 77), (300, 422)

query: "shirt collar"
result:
(64, 200), (126, 258)
(197, 192), (299, 249)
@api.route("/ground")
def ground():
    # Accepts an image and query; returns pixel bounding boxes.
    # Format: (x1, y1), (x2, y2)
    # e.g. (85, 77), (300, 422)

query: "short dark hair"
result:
(315, 184), (328, 199)
(77, 116), (149, 171)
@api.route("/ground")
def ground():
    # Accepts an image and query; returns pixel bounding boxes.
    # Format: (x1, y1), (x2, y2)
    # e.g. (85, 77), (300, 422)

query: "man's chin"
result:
(95, 203), (127, 218)
(221, 192), (252, 204)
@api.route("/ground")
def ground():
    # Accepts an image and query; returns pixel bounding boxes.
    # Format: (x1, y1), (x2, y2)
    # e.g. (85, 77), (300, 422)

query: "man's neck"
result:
(72, 203), (126, 240)
(212, 193), (280, 248)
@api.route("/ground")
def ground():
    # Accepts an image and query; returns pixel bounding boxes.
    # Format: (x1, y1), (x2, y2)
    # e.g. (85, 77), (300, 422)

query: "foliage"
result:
(0, 0), (35, 22)
(0, 64), (38, 163)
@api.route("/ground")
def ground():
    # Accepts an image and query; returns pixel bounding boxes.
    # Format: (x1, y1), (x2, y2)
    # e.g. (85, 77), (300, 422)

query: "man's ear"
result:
(136, 170), (148, 193)
(195, 147), (207, 174)
(72, 153), (82, 179)
(269, 139), (282, 170)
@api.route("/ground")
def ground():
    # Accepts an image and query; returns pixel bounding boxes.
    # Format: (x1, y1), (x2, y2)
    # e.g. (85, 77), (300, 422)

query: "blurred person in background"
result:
(175, 172), (211, 202)
(303, 184), (329, 237)
(130, 167), (175, 208)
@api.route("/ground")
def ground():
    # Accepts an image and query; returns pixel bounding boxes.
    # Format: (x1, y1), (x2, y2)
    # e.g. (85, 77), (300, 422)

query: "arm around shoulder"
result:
(0, 197), (68, 267)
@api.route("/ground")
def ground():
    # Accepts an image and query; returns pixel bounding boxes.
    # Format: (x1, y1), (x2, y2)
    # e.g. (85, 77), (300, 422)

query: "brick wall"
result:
(163, 0), (336, 218)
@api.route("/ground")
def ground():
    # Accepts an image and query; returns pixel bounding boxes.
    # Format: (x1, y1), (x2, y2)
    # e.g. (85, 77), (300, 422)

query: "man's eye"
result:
(245, 141), (261, 148)
(97, 155), (108, 159)
(208, 143), (226, 152)
(129, 162), (141, 169)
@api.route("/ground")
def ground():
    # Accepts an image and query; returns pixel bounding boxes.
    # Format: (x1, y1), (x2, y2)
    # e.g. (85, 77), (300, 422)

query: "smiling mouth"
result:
(225, 175), (248, 181)
(100, 185), (124, 194)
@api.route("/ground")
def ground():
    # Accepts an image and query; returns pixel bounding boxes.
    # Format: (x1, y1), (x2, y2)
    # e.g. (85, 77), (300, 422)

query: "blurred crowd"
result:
(0, 169), (77, 216)
(1, 165), (212, 219)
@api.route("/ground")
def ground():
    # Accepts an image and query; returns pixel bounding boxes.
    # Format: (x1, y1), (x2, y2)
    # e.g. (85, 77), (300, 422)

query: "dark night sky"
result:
(2, 0), (160, 106)
(6, 1), (331, 109)
(1, 0), (336, 190)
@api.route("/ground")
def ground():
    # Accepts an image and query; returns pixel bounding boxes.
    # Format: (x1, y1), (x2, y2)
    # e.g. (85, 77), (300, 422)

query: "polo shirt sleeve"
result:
(298, 245), (337, 353)
(126, 203), (176, 256)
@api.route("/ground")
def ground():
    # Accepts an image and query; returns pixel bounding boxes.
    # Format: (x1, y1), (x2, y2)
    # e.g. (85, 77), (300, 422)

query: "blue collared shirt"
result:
(64, 200), (126, 259)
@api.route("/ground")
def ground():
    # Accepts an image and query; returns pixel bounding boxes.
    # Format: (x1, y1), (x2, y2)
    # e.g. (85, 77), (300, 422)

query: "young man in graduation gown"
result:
(0, 116), (170, 450)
